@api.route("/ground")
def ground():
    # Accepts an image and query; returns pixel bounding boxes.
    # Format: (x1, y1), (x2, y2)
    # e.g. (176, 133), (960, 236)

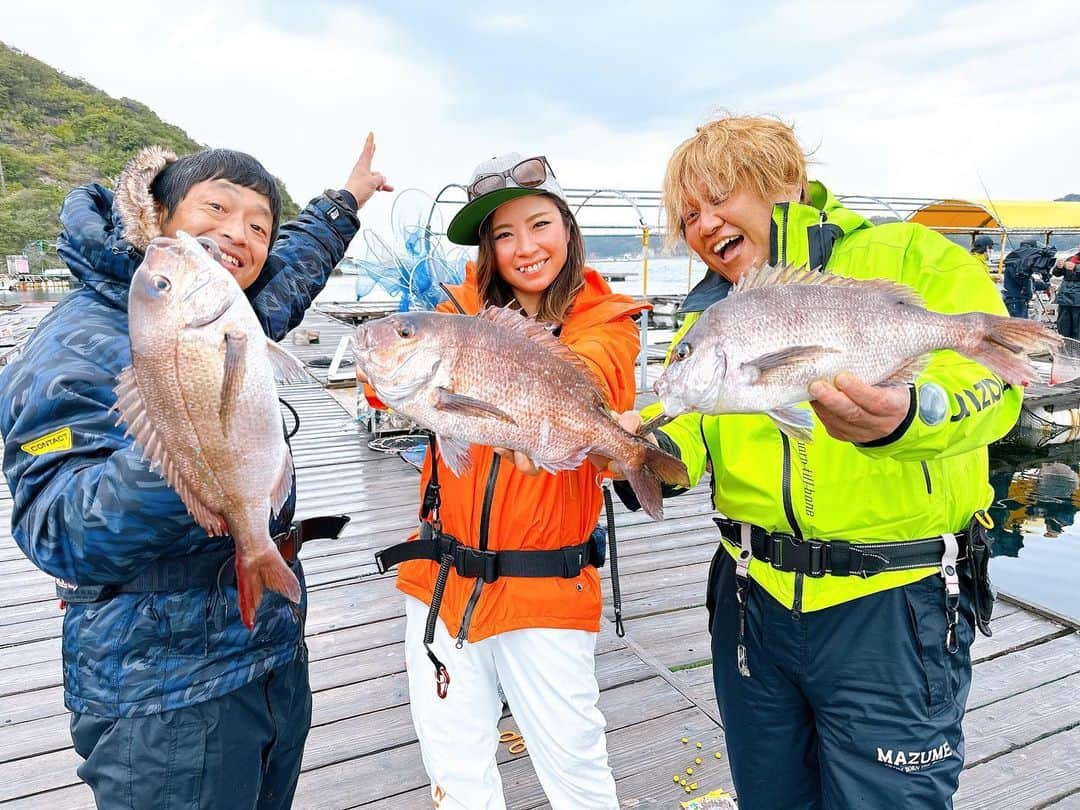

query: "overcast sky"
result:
(6, 0), (1079, 248)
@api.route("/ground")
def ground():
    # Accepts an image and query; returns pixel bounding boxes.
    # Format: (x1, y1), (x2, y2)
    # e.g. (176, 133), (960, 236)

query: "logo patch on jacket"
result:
(21, 427), (72, 455)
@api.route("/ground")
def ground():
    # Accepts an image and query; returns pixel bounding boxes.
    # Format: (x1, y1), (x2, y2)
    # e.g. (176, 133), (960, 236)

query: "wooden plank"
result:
(0, 747), (83, 802)
(971, 609), (1070, 663)
(964, 672), (1080, 766)
(968, 633), (1080, 710)
(1043, 791), (1080, 809)
(0, 784), (93, 810)
(955, 725), (1080, 809)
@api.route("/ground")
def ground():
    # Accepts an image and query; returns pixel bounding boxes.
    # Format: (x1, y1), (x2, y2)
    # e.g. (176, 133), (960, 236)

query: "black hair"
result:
(151, 148), (283, 244)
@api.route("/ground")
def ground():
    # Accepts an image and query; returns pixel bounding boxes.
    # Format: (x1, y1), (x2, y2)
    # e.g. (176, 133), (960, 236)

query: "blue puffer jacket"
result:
(0, 148), (359, 717)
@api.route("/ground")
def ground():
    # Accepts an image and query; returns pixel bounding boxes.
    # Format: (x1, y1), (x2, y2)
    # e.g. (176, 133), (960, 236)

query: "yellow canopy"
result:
(909, 199), (1080, 233)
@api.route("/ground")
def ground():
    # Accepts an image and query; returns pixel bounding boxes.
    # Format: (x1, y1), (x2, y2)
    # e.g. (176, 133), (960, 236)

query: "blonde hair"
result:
(662, 114), (809, 250)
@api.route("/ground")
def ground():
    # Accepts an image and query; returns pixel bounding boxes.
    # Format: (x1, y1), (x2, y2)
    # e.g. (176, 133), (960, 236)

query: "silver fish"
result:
(353, 306), (689, 519)
(114, 231), (309, 629)
(654, 264), (1061, 440)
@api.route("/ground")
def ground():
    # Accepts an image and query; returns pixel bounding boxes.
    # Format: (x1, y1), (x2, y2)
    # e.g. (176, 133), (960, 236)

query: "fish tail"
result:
(236, 550), (302, 631)
(960, 313), (1062, 386)
(617, 438), (690, 521)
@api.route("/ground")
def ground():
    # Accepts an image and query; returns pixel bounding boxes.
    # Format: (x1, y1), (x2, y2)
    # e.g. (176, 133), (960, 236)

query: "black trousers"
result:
(71, 656), (311, 809)
(708, 549), (975, 810)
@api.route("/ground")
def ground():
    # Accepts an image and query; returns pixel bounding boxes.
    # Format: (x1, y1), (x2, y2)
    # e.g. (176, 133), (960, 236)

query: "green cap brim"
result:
(446, 187), (547, 246)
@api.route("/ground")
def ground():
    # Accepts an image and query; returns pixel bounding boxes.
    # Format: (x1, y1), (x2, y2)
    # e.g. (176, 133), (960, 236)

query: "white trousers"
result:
(404, 595), (618, 810)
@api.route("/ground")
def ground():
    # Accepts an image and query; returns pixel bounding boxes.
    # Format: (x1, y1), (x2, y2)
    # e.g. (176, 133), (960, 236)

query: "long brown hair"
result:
(475, 192), (586, 323)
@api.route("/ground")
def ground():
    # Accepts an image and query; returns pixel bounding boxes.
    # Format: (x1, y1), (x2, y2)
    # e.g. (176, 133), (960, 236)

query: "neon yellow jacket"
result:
(648, 182), (1022, 612)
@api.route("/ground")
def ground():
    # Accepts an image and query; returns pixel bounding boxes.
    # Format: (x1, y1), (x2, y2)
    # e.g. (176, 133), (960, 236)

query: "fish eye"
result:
(674, 341), (692, 361)
(396, 323), (414, 338)
(152, 275), (171, 292)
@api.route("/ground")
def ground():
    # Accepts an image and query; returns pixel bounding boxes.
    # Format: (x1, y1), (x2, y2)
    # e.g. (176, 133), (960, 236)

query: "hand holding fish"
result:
(344, 132), (394, 207)
(808, 372), (910, 443)
(588, 411), (656, 478)
(494, 447), (542, 476)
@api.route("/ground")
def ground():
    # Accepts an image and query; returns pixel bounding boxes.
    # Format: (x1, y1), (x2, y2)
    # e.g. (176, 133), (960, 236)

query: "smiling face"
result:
(489, 194), (569, 315)
(158, 179), (273, 289)
(682, 184), (797, 283)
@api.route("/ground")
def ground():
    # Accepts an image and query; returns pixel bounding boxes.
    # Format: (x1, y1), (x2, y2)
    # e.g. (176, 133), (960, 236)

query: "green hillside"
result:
(0, 42), (298, 258)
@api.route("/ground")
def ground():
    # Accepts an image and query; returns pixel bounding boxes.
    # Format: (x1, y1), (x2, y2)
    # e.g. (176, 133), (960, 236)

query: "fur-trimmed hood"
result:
(55, 145), (176, 309)
(113, 145), (176, 251)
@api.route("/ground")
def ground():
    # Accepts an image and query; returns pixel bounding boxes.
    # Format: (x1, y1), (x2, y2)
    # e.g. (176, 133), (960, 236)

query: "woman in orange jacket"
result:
(372, 154), (646, 809)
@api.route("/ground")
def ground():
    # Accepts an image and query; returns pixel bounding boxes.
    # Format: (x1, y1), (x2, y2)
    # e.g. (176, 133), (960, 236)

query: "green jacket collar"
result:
(770, 180), (871, 270)
(680, 181), (870, 314)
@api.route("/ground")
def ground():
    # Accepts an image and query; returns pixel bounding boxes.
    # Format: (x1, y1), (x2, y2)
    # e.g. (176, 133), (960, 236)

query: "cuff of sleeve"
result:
(856, 385), (917, 449)
(317, 190), (361, 235)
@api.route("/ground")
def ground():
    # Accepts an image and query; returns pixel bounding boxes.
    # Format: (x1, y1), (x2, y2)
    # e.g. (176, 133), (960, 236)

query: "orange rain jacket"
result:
(376, 265), (647, 642)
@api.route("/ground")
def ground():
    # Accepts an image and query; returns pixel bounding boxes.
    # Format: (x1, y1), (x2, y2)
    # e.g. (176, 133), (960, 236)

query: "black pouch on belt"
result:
(967, 513), (995, 637)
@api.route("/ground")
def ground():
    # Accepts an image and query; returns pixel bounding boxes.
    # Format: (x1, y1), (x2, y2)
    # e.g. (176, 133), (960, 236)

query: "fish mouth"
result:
(184, 277), (235, 327)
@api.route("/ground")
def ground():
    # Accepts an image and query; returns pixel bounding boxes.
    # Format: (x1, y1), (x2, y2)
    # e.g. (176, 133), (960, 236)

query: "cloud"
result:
(4, 0), (1080, 254)
(467, 12), (537, 35)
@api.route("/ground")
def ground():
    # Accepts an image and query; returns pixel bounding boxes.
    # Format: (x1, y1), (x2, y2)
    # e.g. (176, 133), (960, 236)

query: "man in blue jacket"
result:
(0, 137), (390, 808)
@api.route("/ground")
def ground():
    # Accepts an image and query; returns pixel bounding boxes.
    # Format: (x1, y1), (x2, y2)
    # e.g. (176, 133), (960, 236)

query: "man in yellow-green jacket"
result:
(616, 116), (1013, 809)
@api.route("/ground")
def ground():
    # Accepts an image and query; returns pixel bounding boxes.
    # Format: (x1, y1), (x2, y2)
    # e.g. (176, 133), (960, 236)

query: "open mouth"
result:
(517, 258), (548, 276)
(197, 237), (242, 272)
(713, 234), (743, 263)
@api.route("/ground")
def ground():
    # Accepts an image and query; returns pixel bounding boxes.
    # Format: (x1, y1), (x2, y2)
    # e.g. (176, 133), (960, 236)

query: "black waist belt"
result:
(56, 514), (351, 603)
(375, 522), (600, 583)
(714, 517), (968, 578)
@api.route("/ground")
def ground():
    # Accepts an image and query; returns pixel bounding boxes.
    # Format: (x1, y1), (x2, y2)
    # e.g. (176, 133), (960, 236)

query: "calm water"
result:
(987, 437), (1080, 623)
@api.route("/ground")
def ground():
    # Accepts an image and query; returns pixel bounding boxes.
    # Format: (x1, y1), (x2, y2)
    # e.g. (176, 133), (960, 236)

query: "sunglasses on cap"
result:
(467, 156), (554, 200)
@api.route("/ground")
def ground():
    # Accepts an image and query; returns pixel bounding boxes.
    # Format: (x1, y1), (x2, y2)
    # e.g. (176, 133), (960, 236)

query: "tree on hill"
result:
(0, 42), (298, 258)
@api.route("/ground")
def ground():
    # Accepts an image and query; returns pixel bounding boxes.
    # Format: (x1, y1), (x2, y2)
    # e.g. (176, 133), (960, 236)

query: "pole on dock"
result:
(639, 226), (650, 389)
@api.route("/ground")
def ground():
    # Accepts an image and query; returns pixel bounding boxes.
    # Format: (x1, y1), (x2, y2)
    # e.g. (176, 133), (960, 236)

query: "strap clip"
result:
(453, 545), (498, 583)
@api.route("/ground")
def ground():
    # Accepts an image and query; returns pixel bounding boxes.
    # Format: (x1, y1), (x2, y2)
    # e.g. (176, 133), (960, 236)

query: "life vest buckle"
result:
(453, 545), (499, 583)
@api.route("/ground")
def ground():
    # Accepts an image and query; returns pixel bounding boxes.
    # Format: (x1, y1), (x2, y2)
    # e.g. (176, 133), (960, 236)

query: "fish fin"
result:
(613, 437), (690, 520)
(744, 346), (839, 384)
(733, 263), (925, 307)
(960, 313), (1062, 387)
(880, 355), (929, 386)
(477, 305), (606, 398)
(436, 435), (473, 477)
(267, 341), (310, 385)
(434, 387), (516, 423)
(220, 332), (247, 425)
(768, 406), (815, 442)
(270, 456), (294, 518)
(114, 367), (228, 535)
(236, 548), (301, 631)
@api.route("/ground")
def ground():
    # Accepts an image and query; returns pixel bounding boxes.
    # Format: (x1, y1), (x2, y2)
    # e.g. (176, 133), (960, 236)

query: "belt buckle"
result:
(454, 546), (498, 583)
(804, 540), (827, 577)
(782, 537), (826, 577)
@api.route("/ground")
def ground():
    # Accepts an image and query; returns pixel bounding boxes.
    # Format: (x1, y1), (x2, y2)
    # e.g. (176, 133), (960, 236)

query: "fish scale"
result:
(354, 306), (689, 519)
(654, 264), (1062, 441)
(115, 231), (311, 629)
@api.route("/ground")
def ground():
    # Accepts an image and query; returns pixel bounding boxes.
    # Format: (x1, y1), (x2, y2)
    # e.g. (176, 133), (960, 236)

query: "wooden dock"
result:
(1, 319), (1079, 808)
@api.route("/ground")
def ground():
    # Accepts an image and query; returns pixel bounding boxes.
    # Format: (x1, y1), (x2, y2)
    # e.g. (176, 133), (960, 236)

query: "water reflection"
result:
(987, 434), (1080, 621)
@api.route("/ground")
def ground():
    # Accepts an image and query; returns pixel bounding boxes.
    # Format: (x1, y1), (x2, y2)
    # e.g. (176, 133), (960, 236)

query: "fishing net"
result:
(344, 188), (468, 312)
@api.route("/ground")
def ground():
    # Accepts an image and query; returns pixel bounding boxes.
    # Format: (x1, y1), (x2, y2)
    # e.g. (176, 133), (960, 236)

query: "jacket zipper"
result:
(780, 205), (790, 266)
(920, 461), (932, 495)
(456, 453), (502, 645)
(779, 434), (806, 614)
